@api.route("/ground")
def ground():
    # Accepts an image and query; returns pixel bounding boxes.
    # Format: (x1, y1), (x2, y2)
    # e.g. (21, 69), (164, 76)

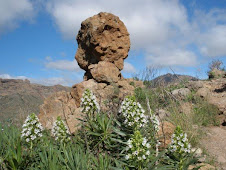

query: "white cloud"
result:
(146, 49), (197, 67)
(191, 9), (226, 58)
(45, 0), (226, 67)
(0, 73), (81, 86)
(123, 62), (136, 73)
(0, 0), (34, 35)
(45, 0), (197, 66)
(45, 56), (52, 61)
(30, 77), (76, 86)
(45, 59), (80, 71)
(0, 74), (28, 80)
(199, 25), (226, 57)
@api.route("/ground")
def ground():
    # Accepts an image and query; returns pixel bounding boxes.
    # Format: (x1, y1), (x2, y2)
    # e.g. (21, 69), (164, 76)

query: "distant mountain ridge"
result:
(0, 78), (70, 125)
(151, 73), (198, 86)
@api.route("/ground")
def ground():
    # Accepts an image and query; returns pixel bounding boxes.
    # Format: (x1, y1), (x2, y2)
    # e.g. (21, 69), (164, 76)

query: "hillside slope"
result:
(151, 73), (198, 86)
(0, 79), (70, 124)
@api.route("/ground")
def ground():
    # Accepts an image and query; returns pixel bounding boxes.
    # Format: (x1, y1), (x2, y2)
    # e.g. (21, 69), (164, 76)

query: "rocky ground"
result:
(201, 126), (226, 170)
(175, 72), (226, 170)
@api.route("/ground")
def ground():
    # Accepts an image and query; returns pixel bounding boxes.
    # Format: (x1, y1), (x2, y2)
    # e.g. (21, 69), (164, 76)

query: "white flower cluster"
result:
(169, 126), (191, 154)
(150, 114), (160, 133)
(125, 131), (151, 162)
(80, 89), (100, 114)
(119, 96), (148, 128)
(51, 117), (71, 143)
(21, 113), (43, 143)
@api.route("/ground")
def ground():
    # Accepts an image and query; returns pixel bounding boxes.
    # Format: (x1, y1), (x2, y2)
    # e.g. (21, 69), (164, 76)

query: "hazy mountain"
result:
(150, 73), (198, 87)
(0, 78), (70, 125)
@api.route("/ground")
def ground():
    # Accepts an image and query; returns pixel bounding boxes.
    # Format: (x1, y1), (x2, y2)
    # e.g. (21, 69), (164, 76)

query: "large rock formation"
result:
(38, 12), (143, 133)
(75, 12), (130, 72)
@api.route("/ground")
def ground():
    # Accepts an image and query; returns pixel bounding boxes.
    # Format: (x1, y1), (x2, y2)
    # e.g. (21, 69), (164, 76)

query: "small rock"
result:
(196, 87), (210, 98)
(171, 88), (191, 99)
(89, 61), (121, 83)
(156, 109), (171, 120)
(188, 163), (215, 170)
(158, 121), (176, 148)
(187, 80), (204, 90)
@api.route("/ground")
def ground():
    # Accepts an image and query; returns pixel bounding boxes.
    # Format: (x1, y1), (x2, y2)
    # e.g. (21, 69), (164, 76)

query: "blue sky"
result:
(0, 0), (225, 86)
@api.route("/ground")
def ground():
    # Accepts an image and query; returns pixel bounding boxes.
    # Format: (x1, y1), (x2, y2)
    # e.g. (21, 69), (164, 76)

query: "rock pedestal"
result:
(38, 12), (143, 133)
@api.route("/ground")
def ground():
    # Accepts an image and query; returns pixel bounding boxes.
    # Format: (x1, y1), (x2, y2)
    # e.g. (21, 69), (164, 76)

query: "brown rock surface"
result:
(201, 127), (226, 170)
(171, 88), (191, 99)
(195, 78), (226, 124)
(39, 91), (82, 133)
(158, 121), (176, 148)
(38, 12), (143, 133)
(75, 12), (130, 71)
(89, 61), (121, 83)
(188, 163), (215, 170)
(71, 78), (143, 109)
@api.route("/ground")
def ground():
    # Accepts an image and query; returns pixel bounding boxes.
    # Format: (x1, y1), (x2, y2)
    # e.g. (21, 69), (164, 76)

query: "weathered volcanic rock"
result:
(89, 61), (122, 83)
(38, 78), (144, 133)
(39, 91), (82, 133)
(38, 12), (144, 133)
(71, 79), (144, 108)
(158, 121), (176, 148)
(75, 12), (130, 71)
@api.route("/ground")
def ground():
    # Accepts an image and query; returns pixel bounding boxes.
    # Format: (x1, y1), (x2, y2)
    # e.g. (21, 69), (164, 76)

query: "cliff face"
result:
(0, 78), (70, 125)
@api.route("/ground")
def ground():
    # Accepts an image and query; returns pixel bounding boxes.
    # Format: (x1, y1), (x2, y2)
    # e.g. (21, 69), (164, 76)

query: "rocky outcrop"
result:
(39, 91), (81, 133)
(187, 75), (226, 125)
(75, 12), (130, 72)
(38, 12), (143, 133)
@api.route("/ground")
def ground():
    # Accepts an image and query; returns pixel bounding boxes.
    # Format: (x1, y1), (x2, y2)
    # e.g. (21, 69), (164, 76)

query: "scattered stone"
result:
(196, 88), (211, 98)
(191, 148), (205, 162)
(186, 80), (204, 90)
(171, 88), (191, 99)
(188, 163), (215, 170)
(156, 109), (171, 120)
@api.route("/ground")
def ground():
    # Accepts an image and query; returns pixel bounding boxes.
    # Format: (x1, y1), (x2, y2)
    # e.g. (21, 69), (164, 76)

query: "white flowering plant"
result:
(80, 89), (100, 118)
(150, 113), (160, 134)
(124, 130), (151, 169)
(119, 96), (148, 130)
(79, 89), (127, 155)
(165, 126), (196, 169)
(51, 116), (71, 143)
(21, 113), (43, 146)
(146, 111), (161, 150)
(168, 126), (191, 155)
